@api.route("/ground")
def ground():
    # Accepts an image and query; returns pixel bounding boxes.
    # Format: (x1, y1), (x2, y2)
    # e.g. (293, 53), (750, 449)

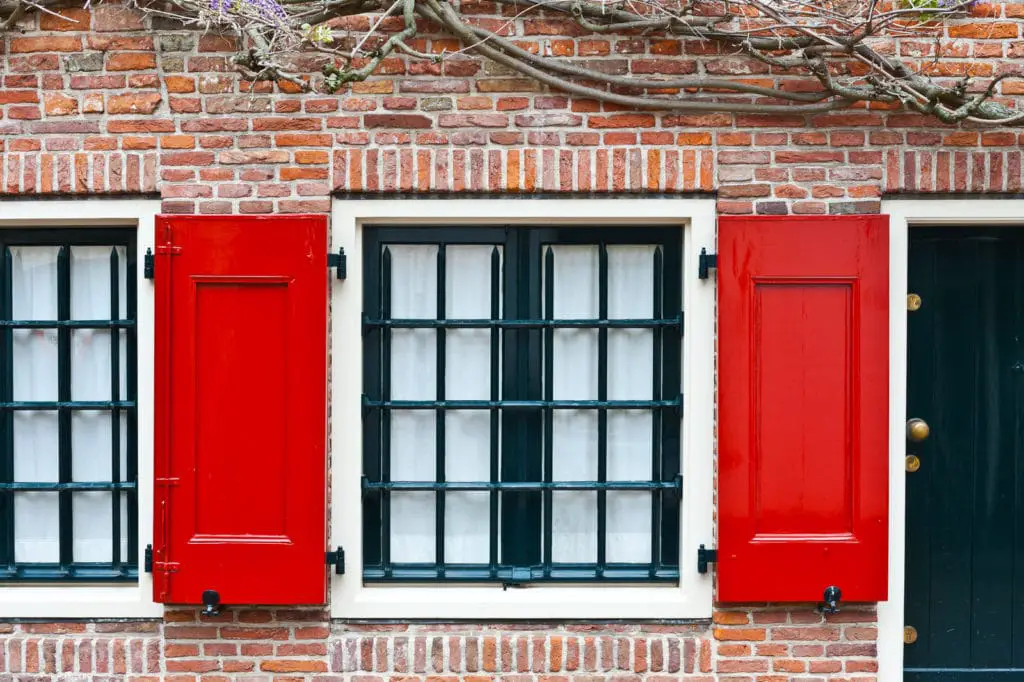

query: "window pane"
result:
(72, 330), (112, 401)
(11, 246), (58, 320)
(14, 492), (59, 562)
(607, 246), (655, 563)
(388, 245), (437, 563)
(12, 246), (59, 401)
(72, 410), (112, 481)
(549, 245), (598, 563)
(73, 491), (112, 562)
(13, 411), (58, 483)
(444, 246), (499, 564)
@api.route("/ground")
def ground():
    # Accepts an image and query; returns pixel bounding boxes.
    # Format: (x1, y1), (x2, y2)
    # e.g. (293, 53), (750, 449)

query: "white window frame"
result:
(0, 198), (162, 619)
(330, 197), (716, 619)
(879, 199), (1024, 682)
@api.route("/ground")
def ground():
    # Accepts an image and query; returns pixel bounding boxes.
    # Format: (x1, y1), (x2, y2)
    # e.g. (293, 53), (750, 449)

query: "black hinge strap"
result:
(328, 248), (347, 280)
(697, 544), (717, 574)
(326, 547), (345, 575)
(698, 248), (717, 280)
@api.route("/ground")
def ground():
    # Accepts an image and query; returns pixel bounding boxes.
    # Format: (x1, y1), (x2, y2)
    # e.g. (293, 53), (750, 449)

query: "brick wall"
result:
(0, 2), (1022, 214)
(0, 0), (1015, 679)
(0, 608), (877, 680)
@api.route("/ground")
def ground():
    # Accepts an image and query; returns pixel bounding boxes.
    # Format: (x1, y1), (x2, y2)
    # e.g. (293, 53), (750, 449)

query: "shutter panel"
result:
(718, 216), (889, 603)
(153, 215), (328, 605)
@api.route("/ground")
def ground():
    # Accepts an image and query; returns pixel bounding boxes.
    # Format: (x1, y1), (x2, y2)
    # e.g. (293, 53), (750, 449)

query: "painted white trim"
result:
(330, 198), (716, 619)
(0, 198), (162, 619)
(878, 199), (1024, 682)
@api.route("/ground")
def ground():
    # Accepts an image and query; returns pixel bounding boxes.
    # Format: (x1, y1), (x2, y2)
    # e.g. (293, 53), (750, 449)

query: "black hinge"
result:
(328, 248), (347, 280)
(144, 544), (153, 573)
(697, 544), (717, 574)
(144, 249), (154, 280)
(698, 248), (717, 280)
(326, 547), (345, 575)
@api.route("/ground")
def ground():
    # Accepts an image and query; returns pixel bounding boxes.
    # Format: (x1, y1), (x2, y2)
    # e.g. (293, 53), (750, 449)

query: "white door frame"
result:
(879, 199), (1024, 681)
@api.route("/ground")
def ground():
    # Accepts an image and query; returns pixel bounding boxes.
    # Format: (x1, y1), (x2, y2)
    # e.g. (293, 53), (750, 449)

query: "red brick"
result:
(107, 93), (162, 115)
(948, 22), (1018, 38)
(10, 36), (81, 52)
(106, 53), (158, 71)
(39, 8), (91, 31)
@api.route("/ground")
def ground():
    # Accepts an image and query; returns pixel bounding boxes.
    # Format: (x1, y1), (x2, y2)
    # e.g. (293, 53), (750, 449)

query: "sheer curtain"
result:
(386, 241), (657, 566)
(12, 245), (128, 564)
(548, 245), (655, 563)
(388, 245), (499, 564)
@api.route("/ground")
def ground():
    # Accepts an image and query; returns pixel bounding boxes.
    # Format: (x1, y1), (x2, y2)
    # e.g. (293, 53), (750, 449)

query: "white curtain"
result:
(387, 241), (656, 566)
(12, 245), (128, 564)
(388, 245), (501, 564)
(547, 245), (655, 564)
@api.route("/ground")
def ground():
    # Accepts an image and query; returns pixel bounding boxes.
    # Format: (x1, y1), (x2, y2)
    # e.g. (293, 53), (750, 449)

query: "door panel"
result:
(905, 228), (1024, 680)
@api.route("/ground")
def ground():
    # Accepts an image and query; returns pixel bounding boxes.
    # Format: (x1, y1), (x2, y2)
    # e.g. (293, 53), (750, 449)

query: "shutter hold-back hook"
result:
(819, 585), (841, 614)
(201, 589), (221, 618)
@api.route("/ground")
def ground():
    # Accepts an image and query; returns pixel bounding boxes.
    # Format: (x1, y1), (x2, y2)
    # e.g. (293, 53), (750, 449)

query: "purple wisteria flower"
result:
(210, 0), (288, 24)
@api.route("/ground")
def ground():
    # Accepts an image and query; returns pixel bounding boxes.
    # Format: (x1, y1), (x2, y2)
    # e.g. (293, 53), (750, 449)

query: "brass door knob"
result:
(907, 418), (930, 442)
(906, 455), (921, 473)
(904, 625), (918, 644)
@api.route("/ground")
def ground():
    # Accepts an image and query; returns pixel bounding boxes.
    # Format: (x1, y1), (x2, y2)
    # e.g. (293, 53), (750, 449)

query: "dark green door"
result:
(906, 228), (1024, 681)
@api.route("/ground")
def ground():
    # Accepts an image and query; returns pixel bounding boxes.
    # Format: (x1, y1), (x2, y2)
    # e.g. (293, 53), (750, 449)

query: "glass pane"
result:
(548, 245), (599, 563)
(607, 246), (655, 562)
(73, 491), (112, 562)
(13, 411), (58, 482)
(390, 492), (435, 563)
(607, 411), (652, 563)
(14, 492), (59, 562)
(72, 410), (112, 482)
(72, 329), (112, 401)
(70, 246), (112, 320)
(444, 246), (497, 564)
(120, 492), (130, 561)
(11, 246), (58, 320)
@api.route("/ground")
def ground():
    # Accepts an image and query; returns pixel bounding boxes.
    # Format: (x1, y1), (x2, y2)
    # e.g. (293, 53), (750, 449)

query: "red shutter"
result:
(718, 216), (889, 603)
(153, 215), (328, 605)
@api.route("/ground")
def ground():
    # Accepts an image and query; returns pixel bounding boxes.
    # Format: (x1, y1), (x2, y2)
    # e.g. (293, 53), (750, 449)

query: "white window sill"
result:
(0, 582), (162, 619)
(333, 582), (713, 620)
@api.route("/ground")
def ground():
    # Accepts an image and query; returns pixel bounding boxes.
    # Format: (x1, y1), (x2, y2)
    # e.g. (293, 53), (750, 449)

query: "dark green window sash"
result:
(0, 228), (138, 583)
(362, 226), (683, 584)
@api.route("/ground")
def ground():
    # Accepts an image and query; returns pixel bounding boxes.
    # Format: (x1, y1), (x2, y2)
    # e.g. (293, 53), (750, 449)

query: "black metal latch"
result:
(698, 248), (717, 280)
(697, 544), (717, 574)
(144, 544), (153, 573)
(819, 585), (842, 614)
(328, 248), (347, 280)
(144, 249), (154, 280)
(326, 547), (345, 575)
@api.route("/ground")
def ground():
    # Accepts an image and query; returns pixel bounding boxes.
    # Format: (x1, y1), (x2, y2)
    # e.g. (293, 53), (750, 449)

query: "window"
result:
(333, 198), (715, 618)
(0, 229), (137, 581)
(0, 199), (158, 619)
(363, 227), (683, 583)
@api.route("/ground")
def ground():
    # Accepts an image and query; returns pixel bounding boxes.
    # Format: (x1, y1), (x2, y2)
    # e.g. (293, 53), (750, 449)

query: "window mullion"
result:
(109, 247), (121, 569)
(125, 243), (138, 568)
(56, 245), (72, 572)
(434, 244), (446, 574)
(651, 245), (664, 574)
(597, 243), (609, 575)
(488, 246), (501, 579)
(0, 245), (11, 573)
(542, 246), (554, 576)
(380, 246), (393, 575)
